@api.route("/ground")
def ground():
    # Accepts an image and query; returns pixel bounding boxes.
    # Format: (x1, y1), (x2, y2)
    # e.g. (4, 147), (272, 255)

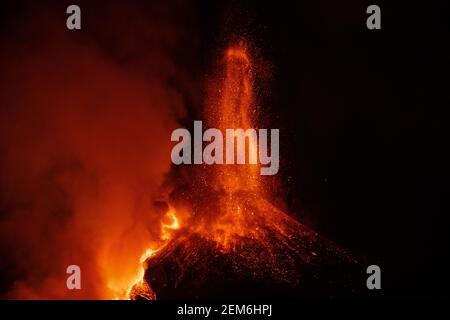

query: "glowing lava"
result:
(194, 41), (275, 249)
(117, 205), (180, 300)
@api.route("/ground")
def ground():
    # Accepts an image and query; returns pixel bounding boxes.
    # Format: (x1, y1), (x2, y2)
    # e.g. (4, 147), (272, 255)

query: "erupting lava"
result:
(126, 41), (360, 300)
(194, 42), (267, 247)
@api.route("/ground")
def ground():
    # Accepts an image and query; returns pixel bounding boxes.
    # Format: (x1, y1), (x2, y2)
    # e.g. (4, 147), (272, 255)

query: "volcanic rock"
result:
(132, 195), (364, 299)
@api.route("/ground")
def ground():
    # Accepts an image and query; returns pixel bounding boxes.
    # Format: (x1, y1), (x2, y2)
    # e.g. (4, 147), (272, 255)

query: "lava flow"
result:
(119, 205), (180, 300)
(127, 41), (361, 300)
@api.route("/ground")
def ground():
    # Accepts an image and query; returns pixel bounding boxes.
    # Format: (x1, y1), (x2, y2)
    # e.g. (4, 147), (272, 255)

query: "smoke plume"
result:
(0, 0), (196, 299)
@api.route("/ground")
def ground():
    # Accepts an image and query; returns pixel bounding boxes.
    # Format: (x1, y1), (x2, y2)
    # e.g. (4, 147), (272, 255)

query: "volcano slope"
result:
(131, 192), (364, 299)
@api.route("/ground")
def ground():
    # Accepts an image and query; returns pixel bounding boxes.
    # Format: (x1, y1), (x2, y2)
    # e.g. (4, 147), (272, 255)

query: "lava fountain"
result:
(128, 41), (361, 299)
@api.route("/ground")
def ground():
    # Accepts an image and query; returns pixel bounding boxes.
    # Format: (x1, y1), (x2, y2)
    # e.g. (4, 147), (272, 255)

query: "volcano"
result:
(131, 194), (361, 299)
(129, 41), (362, 300)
